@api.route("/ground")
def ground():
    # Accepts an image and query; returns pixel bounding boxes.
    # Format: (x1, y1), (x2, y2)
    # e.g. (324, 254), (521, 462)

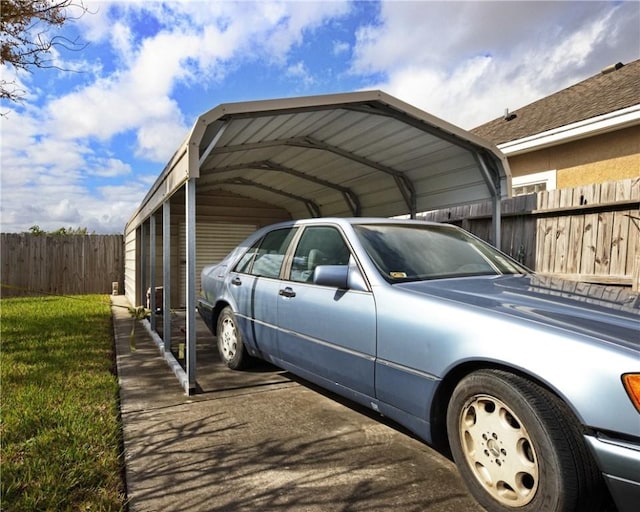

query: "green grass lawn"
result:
(1, 294), (126, 511)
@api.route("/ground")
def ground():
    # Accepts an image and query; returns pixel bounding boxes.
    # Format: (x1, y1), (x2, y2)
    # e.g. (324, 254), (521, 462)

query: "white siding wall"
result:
(124, 228), (137, 305)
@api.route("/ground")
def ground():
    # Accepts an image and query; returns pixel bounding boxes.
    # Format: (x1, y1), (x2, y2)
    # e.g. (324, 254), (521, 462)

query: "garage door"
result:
(178, 222), (257, 307)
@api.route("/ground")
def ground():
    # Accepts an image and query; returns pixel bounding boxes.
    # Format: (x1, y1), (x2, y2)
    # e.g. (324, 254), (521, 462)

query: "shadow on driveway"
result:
(112, 296), (482, 512)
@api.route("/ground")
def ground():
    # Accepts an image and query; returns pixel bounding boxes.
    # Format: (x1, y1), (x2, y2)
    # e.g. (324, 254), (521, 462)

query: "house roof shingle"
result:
(471, 59), (640, 145)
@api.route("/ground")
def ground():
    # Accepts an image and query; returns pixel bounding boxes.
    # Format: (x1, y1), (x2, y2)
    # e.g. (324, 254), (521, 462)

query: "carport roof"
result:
(126, 90), (510, 231)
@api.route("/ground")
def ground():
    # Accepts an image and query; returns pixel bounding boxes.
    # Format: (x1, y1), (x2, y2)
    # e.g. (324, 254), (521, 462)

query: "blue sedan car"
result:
(198, 218), (640, 512)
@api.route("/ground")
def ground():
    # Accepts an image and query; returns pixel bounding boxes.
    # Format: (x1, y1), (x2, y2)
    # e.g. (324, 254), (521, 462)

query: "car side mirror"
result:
(314, 265), (348, 288)
(313, 265), (368, 292)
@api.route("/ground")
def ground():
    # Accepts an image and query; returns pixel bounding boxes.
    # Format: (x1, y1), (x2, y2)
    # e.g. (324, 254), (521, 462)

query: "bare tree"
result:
(1, 0), (88, 103)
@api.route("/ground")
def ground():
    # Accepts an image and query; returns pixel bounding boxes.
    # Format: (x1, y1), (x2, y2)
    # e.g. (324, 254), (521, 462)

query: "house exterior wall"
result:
(507, 125), (640, 189)
(124, 229), (137, 306)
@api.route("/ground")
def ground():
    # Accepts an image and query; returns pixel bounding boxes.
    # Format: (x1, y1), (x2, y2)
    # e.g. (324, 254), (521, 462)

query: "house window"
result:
(512, 170), (556, 196)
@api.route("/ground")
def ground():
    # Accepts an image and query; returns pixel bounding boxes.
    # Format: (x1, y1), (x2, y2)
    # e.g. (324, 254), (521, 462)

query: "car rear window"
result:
(234, 227), (298, 278)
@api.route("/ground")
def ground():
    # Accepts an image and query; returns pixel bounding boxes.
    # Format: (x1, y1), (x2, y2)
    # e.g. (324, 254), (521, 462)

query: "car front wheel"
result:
(446, 369), (606, 512)
(216, 307), (249, 370)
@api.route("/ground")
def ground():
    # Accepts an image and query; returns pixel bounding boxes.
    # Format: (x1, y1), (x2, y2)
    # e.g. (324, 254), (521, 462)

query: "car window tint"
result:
(290, 226), (350, 282)
(235, 227), (297, 278)
(234, 244), (259, 274)
(354, 224), (526, 282)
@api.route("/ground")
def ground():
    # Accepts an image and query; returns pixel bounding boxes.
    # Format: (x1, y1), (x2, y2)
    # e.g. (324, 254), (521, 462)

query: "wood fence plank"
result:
(579, 183), (601, 275)
(626, 209), (640, 283)
(616, 179), (633, 202)
(544, 189), (561, 272)
(594, 183), (617, 276)
(566, 214), (584, 274)
(554, 188), (574, 273)
(630, 177), (640, 200)
(567, 184), (590, 275)
(611, 210), (631, 277)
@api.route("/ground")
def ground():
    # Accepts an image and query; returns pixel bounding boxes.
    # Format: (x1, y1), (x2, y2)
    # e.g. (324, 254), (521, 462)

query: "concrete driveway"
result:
(112, 296), (483, 511)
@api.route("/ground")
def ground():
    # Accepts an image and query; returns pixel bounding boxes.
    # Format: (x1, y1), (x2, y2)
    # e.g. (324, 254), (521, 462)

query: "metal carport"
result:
(124, 90), (511, 394)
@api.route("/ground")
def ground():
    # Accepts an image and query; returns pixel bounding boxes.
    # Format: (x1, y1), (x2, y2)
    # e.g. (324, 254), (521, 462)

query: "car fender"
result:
(374, 286), (639, 438)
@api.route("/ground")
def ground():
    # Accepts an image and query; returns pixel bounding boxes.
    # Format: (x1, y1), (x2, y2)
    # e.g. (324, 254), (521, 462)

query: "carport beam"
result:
(185, 178), (197, 394)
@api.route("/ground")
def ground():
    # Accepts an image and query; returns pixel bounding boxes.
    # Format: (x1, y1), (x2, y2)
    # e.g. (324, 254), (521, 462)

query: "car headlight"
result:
(622, 373), (640, 413)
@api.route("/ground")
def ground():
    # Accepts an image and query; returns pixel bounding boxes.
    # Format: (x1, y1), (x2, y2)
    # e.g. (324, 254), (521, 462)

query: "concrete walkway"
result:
(111, 295), (482, 512)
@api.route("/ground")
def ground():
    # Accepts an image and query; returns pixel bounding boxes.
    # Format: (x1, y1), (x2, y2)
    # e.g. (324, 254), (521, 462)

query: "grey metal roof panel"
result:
(126, 90), (509, 233)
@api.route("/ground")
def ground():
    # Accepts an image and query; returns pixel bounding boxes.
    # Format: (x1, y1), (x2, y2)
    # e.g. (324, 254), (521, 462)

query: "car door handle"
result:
(279, 287), (296, 298)
(231, 277), (242, 286)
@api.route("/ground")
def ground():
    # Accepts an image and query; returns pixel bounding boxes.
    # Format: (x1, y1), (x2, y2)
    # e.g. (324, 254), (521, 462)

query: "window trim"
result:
(512, 169), (556, 196)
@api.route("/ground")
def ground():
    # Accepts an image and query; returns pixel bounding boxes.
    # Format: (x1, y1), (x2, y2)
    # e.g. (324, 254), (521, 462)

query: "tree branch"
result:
(1, 0), (90, 104)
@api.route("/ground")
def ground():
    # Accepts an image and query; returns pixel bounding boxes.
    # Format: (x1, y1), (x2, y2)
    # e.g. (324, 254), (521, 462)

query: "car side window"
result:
(290, 226), (351, 282)
(234, 227), (297, 278)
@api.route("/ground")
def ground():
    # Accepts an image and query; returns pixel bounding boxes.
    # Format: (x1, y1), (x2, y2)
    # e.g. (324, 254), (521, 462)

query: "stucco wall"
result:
(507, 125), (640, 189)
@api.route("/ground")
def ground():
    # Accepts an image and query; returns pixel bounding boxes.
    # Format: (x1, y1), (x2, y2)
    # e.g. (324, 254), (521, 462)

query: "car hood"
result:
(397, 275), (640, 350)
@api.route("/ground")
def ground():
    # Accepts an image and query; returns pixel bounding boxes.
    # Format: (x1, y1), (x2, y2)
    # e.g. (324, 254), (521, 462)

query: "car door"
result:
(227, 227), (297, 361)
(277, 225), (377, 397)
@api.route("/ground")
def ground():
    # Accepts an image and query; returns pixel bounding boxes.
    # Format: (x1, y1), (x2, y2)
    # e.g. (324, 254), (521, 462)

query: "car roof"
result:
(270, 217), (446, 229)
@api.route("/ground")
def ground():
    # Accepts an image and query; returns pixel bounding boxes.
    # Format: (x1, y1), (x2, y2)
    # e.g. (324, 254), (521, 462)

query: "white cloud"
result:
(286, 61), (315, 86)
(351, 1), (639, 128)
(1, 1), (354, 233)
(135, 118), (187, 162)
(90, 158), (132, 177)
(1, 0), (637, 234)
(333, 40), (350, 56)
(0, 171), (155, 234)
(51, 198), (82, 222)
(0, 64), (39, 104)
(40, 0), (351, 163)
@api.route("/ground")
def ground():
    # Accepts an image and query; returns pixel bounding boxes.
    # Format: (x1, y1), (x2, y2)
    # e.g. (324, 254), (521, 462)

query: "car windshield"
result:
(353, 223), (528, 283)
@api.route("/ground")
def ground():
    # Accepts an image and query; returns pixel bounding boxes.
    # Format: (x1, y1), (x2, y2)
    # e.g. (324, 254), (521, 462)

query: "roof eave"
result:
(498, 104), (640, 156)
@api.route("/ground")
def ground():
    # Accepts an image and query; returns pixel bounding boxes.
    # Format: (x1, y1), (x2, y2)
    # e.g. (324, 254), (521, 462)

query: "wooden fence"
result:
(1, 234), (124, 297)
(418, 178), (640, 290)
(1, 178), (638, 297)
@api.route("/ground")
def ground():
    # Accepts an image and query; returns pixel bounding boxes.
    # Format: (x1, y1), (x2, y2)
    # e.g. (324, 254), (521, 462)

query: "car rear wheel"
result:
(216, 307), (249, 370)
(446, 369), (606, 512)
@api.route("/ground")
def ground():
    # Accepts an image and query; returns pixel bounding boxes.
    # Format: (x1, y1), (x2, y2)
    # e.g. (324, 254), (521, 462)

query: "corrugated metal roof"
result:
(126, 90), (510, 231)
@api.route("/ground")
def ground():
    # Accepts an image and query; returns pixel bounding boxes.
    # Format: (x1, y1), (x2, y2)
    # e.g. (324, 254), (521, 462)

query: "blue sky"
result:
(1, 0), (638, 233)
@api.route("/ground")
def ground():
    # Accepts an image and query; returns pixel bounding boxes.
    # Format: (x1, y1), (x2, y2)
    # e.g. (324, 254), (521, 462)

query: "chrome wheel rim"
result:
(459, 394), (539, 506)
(219, 317), (237, 361)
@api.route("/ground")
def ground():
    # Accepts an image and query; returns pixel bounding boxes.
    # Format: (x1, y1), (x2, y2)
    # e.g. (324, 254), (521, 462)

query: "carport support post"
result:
(492, 195), (501, 250)
(149, 214), (157, 332)
(185, 178), (197, 393)
(163, 201), (171, 352)
(139, 222), (147, 308)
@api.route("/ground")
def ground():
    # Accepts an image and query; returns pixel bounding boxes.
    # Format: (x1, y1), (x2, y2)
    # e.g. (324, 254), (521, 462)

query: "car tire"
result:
(216, 307), (250, 370)
(446, 369), (606, 512)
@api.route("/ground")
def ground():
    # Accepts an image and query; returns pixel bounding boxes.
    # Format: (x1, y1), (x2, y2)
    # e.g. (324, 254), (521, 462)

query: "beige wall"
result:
(508, 125), (640, 188)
